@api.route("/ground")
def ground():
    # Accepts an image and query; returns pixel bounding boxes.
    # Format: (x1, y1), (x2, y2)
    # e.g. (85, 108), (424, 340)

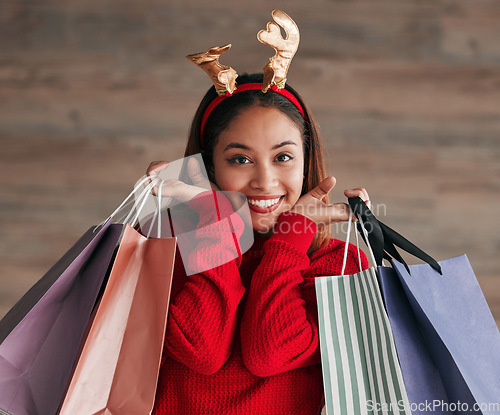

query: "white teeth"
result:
(248, 197), (281, 208)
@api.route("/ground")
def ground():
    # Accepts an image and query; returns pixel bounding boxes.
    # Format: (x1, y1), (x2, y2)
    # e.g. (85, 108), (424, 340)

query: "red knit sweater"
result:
(152, 191), (368, 415)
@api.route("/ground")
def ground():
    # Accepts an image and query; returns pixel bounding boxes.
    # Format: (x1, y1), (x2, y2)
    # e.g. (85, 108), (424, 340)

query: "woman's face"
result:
(213, 105), (305, 235)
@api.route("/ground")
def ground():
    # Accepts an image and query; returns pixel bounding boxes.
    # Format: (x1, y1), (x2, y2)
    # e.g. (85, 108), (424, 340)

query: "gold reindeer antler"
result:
(186, 44), (238, 95)
(257, 10), (300, 93)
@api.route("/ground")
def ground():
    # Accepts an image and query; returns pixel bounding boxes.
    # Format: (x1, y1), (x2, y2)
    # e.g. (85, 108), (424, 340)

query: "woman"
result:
(149, 10), (369, 414)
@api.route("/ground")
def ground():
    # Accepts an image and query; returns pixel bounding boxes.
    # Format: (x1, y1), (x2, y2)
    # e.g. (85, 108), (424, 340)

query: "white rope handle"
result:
(341, 209), (354, 276)
(340, 209), (375, 275)
(354, 221), (362, 271)
(145, 179), (165, 238)
(110, 175), (152, 221)
(157, 179), (164, 238)
(121, 179), (155, 226)
(358, 216), (377, 266)
(94, 175), (154, 231)
(128, 178), (160, 227)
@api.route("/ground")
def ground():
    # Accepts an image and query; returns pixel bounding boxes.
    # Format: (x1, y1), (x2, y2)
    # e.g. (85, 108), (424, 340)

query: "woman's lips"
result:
(246, 195), (284, 214)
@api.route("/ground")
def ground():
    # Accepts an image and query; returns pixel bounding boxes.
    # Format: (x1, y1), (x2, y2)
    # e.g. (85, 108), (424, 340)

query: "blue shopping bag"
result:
(388, 257), (500, 415)
(377, 266), (452, 415)
(348, 197), (500, 415)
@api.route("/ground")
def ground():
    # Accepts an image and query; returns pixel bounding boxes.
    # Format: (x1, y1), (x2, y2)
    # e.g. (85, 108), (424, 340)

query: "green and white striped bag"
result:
(315, 215), (412, 415)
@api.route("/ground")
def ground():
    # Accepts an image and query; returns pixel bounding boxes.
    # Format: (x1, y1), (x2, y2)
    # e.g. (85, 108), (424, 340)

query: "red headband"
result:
(199, 82), (305, 148)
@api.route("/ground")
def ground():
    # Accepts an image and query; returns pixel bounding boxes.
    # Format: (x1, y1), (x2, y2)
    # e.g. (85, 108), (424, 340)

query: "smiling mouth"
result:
(247, 196), (284, 213)
(247, 197), (282, 208)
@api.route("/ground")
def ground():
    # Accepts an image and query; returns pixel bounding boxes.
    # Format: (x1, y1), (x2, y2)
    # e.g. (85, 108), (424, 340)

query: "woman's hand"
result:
(146, 158), (219, 203)
(289, 176), (370, 225)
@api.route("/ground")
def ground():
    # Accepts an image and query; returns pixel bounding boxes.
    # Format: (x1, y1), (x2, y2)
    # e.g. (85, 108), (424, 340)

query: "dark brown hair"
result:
(184, 73), (331, 255)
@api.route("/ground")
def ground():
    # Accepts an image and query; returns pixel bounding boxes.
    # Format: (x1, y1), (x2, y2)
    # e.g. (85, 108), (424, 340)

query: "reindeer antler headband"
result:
(186, 10), (304, 148)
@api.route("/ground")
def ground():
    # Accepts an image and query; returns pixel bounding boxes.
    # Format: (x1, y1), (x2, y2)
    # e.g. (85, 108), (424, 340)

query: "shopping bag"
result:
(0, 219), (122, 415)
(348, 196), (500, 414)
(377, 266), (452, 415)
(390, 258), (500, 415)
(315, 214), (412, 415)
(59, 224), (176, 415)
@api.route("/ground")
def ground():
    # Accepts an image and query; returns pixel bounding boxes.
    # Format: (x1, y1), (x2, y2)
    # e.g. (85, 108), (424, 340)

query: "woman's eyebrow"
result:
(223, 140), (297, 152)
(224, 143), (252, 152)
(272, 140), (297, 150)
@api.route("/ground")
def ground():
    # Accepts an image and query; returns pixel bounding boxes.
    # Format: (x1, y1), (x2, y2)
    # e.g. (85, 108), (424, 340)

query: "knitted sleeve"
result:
(163, 191), (246, 375)
(240, 211), (368, 377)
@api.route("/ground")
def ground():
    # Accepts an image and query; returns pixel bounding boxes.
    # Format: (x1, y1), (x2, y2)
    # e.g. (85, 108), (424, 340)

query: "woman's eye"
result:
(276, 154), (293, 162)
(228, 156), (250, 165)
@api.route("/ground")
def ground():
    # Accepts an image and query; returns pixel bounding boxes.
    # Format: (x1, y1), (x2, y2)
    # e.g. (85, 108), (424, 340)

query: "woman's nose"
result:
(250, 165), (279, 190)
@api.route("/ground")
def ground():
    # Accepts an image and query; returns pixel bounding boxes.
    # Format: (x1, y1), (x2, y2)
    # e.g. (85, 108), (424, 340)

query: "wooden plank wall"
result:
(1, 0), (499, 327)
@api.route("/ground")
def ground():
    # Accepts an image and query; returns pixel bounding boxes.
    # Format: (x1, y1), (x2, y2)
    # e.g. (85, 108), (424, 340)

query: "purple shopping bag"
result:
(0, 219), (122, 415)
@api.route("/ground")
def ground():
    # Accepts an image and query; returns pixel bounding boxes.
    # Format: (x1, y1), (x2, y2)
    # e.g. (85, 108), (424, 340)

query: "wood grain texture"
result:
(1, 1), (499, 328)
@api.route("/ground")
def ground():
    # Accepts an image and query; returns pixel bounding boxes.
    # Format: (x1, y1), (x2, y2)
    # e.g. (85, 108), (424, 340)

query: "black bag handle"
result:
(348, 196), (442, 275)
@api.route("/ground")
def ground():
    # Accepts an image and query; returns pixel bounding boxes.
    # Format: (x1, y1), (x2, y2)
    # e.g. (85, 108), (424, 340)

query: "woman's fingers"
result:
(146, 158), (217, 201)
(147, 161), (169, 177)
(344, 187), (371, 209)
(187, 157), (210, 189)
(308, 176), (336, 201)
(327, 202), (351, 222)
(145, 161), (168, 195)
(291, 182), (372, 226)
(150, 178), (174, 196)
